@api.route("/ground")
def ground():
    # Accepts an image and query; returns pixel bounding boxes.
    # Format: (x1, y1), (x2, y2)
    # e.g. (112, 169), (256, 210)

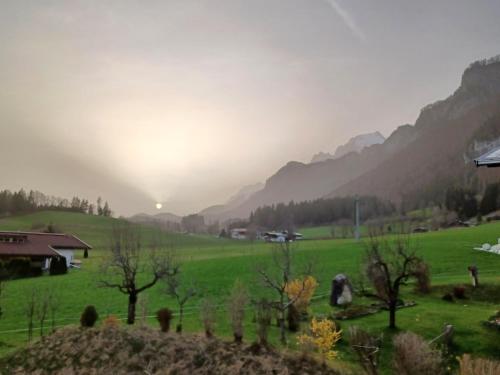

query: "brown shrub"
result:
(392, 332), (443, 375)
(199, 299), (216, 338)
(458, 354), (500, 375)
(103, 315), (120, 328)
(227, 280), (248, 343)
(413, 262), (431, 294)
(348, 326), (382, 375)
(255, 299), (272, 346)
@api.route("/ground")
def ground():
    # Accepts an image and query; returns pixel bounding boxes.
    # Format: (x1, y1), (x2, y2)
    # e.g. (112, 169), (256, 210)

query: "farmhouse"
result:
(230, 228), (247, 240)
(264, 231), (304, 242)
(0, 231), (91, 270)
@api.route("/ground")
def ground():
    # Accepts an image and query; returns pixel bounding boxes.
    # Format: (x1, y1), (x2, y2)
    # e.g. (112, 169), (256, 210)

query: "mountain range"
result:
(198, 55), (500, 222)
(311, 131), (386, 163)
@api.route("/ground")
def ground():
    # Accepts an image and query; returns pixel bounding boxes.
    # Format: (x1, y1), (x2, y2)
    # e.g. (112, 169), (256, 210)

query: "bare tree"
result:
(163, 255), (196, 333)
(36, 288), (49, 337)
(255, 298), (272, 346)
(256, 241), (313, 344)
(99, 223), (170, 325)
(24, 287), (37, 341)
(364, 235), (425, 329)
(48, 289), (60, 333)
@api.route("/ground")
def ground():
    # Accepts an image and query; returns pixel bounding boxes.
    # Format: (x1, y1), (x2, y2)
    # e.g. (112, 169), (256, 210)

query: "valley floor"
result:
(0, 211), (499, 373)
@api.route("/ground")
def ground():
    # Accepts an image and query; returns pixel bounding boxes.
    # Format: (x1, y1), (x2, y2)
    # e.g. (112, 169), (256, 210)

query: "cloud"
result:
(325, 0), (366, 42)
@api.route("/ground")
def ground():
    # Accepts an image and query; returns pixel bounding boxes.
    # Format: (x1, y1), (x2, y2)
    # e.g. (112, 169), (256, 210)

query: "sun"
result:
(155, 203), (162, 210)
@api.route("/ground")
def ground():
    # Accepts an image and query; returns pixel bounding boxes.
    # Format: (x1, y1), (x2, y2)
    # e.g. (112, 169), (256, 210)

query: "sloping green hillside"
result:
(0, 211), (220, 249)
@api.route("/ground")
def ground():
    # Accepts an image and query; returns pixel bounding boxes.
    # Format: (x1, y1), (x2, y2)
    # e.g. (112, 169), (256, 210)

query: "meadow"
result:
(0, 211), (499, 373)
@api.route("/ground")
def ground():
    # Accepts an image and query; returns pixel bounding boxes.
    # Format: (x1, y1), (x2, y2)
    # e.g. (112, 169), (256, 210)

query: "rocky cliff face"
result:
(311, 131), (386, 163)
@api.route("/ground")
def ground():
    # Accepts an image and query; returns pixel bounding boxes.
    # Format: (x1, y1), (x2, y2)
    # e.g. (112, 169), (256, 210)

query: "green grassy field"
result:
(0, 211), (499, 373)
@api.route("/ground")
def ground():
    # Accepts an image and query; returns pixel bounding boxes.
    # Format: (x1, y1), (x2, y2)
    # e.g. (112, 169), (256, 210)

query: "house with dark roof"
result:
(0, 231), (92, 270)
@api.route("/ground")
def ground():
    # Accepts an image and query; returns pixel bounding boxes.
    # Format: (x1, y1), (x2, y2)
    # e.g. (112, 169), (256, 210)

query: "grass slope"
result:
(0, 211), (498, 373)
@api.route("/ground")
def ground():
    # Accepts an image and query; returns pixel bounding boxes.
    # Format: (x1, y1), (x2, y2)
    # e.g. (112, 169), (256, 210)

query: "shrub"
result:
(156, 308), (173, 333)
(255, 299), (272, 346)
(458, 354), (500, 375)
(7, 257), (37, 279)
(227, 279), (248, 343)
(199, 298), (216, 338)
(44, 223), (62, 233)
(80, 305), (98, 327)
(297, 318), (342, 361)
(442, 293), (454, 302)
(413, 262), (431, 294)
(392, 332), (443, 375)
(6, 258), (27, 277)
(349, 326), (382, 375)
(453, 286), (466, 299)
(285, 276), (318, 314)
(103, 315), (120, 328)
(49, 256), (67, 276)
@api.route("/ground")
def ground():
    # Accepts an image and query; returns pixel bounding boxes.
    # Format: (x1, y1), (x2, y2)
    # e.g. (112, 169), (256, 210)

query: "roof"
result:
(474, 146), (500, 167)
(0, 231), (92, 258)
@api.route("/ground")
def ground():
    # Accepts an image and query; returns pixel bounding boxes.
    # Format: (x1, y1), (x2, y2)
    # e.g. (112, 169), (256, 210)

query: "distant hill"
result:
(311, 131), (386, 163)
(128, 211), (182, 225)
(198, 183), (264, 222)
(218, 55), (500, 219)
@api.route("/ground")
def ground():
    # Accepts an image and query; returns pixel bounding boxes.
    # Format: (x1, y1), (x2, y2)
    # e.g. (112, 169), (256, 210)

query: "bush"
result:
(392, 332), (443, 375)
(296, 318), (342, 361)
(458, 354), (500, 375)
(413, 262), (431, 294)
(442, 293), (454, 302)
(227, 279), (248, 343)
(80, 305), (98, 327)
(156, 308), (173, 333)
(199, 299), (216, 338)
(44, 223), (62, 233)
(453, 286), (466, 299)
(49, 256), (67, 276)
(349, 326), (382, 375)
(103, 315), (120, 328)
(6, 258), (35, 279)
(255, 299), (272, 346)
(285, 276), (318, 314)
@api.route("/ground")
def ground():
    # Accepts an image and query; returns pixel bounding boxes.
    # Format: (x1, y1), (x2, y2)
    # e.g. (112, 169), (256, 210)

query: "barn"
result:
(0, 231), (92, 271)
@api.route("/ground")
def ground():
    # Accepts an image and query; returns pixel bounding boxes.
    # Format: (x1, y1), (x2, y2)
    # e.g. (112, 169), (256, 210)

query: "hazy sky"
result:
(1, 0), (500, 215)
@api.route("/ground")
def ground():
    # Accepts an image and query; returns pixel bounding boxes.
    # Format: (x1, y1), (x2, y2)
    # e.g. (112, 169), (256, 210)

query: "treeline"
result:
(0, 189), (112, 217)
(249, 196), (396, 229)
(445, 181), (500, 220)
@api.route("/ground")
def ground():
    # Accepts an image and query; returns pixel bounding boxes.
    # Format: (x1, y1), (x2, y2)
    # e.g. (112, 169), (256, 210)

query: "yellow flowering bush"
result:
(285, 276), (318, 313)
(297, 318), (342, 361)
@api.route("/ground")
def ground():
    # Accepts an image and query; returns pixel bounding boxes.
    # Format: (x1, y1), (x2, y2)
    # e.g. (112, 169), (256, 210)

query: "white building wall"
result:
(54, 249), (74, 268)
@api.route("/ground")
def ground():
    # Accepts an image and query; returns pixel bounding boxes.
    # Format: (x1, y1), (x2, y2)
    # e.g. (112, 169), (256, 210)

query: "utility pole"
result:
(354, 196), (360, 241)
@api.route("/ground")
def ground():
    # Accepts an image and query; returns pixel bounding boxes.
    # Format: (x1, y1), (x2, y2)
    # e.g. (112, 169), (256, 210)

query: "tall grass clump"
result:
(392, 332), (443, 375)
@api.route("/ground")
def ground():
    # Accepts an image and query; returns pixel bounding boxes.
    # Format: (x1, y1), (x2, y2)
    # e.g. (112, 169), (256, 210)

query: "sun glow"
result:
(156, 203), (162, 210)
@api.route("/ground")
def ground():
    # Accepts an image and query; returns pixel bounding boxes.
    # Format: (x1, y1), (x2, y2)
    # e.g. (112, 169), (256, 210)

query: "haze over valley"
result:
(3, 1), (500, 217)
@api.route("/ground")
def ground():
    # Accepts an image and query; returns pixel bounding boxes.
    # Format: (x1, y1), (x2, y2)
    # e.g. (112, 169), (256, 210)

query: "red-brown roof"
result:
(0, 232), (92, 258)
